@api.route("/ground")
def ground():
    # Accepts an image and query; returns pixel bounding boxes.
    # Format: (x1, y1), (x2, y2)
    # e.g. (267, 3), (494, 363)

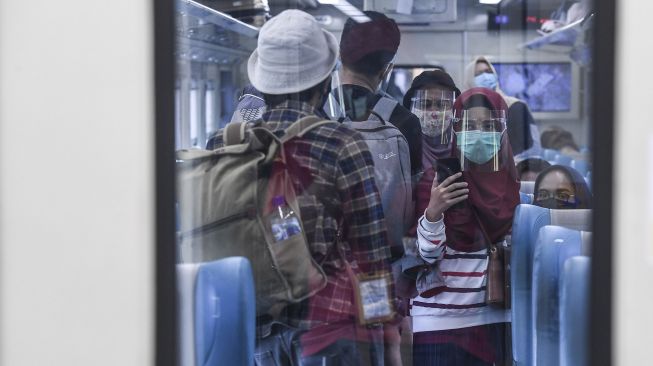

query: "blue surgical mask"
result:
(455, 131), (501, 164)
(474, 72), (498, 90)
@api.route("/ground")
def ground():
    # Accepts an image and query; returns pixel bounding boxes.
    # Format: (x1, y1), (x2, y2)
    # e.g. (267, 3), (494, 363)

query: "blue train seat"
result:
(531, 227), (591, 366)
(520, 192), (534, 204)
(195, 257), (256, 366)
(178, 263), (201, 366)
(585, 171), (592, 188)
(570, 159), (589, 177)
(560, 256), (591, 366)
(520, 181), (535, 195)
(554, 154), (573, 166)
(542, 148), (559, 161)
(511, 205), (591, 365)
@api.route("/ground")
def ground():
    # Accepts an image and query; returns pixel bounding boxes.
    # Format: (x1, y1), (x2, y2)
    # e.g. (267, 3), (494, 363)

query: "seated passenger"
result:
(464, 56), (542, 161)
(412, 87), (520, 365)
(540, 126), (586, 160)
(339, 11), (423, 176)
(206, 10), (396, 365)
(533, 165), (593, 209)
(516, 158), (552, 181)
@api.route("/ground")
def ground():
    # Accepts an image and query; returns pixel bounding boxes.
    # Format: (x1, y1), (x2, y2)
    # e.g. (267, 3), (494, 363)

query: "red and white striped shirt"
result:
(411, 214), (509, 332)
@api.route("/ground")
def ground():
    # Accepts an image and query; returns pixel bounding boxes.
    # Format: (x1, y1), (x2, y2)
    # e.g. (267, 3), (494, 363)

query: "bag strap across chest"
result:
(223, 115), (334, 147)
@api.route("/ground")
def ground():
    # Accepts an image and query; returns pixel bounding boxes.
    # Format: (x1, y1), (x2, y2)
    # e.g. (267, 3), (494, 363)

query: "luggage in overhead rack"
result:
(199, 0), (270, 27)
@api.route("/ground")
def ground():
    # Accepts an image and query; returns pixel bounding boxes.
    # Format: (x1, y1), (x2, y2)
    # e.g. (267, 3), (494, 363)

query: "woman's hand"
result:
(425, 172), (469, 221)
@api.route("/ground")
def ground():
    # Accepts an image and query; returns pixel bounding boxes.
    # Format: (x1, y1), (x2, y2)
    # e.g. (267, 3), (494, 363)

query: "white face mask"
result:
(415, 109), (453, 137)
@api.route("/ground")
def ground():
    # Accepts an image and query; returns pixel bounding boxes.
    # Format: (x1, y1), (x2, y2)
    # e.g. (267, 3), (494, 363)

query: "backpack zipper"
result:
(179, 207), (256, 239)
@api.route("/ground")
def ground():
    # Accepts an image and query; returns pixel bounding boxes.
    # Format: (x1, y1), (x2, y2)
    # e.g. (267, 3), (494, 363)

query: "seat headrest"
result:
(580, 231), (592, 256)
(520, 181), (535, 194)
(550, 209), (592, 231)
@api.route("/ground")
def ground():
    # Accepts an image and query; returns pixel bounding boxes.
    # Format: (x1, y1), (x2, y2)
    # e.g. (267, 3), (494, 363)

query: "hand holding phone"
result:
(435, 157), (463, 185)
(425, 171), (469, 221)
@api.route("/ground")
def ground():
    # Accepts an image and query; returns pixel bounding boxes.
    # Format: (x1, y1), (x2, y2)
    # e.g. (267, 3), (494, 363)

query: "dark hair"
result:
(261, 77), (330, 108)
(462, 93), (494, 110)
(341, 11), (397, 77)
(540, 127), (580, 151)
(476, 60), (490, 68)
(402, 70), (461, 109)
(534, 165), (592, 209)
(516, 158), (551, 177)
(345, 50), (394, 78)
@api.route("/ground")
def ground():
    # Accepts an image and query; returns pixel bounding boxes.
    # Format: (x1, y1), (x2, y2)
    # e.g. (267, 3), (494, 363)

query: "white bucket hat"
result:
(248, 9), (339, 95)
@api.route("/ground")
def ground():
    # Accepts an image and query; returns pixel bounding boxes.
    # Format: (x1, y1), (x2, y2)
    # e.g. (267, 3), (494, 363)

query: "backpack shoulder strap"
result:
(367, 110), (385, 124)
(224, 122), (247, 146)
(281, 115), (335, 143)
(372, 97), (399, 124)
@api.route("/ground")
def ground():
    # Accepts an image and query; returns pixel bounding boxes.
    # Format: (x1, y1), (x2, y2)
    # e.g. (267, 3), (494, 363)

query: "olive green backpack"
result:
(176, 116), (333, 319)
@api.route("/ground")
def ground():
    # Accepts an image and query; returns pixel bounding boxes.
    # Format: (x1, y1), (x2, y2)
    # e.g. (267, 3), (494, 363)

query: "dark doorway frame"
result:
(154, 0), (617, 365)
(154, 0), (178, 365)
(590, 0), (616, 365)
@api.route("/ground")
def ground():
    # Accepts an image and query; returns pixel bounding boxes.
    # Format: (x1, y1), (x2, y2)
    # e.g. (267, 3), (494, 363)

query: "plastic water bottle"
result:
(270, 196), (302, 242)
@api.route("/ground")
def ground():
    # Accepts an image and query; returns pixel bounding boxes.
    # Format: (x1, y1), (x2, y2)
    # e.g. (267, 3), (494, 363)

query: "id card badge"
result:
(353, 272), (395, 325)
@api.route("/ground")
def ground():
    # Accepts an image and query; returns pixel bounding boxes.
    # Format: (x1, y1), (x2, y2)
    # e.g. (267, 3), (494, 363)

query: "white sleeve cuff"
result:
(420, 209), (444, 232)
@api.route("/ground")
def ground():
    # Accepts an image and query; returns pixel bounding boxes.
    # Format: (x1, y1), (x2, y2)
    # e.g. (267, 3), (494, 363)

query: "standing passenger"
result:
(412, 88), (520, 365)
(464, 56), (542, 162)
(338, 11), (423, 177)
(207, 10), (395, 365)
(403, 70), (461, 162)
(402, 70), (461, 237)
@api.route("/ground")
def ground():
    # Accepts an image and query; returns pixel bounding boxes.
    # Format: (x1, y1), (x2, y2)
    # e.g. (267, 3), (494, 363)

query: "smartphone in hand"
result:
(435, 157), (463, 185)
(435, 157), (466, 210)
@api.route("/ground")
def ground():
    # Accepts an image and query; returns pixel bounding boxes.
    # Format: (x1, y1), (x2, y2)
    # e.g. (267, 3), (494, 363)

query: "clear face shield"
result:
(322, 61), (346, 120)
(453, 108), (506, 172)
(376, 59), (395, 97)
(410, 89), (456, 145)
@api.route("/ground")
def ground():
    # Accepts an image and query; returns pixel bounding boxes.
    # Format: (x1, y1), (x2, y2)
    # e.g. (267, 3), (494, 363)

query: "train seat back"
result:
(542, 148), (559, 161)
(570, 159), (589, 177)
(555, 154), (573, 166)
(560, 256), (591, 366)
(520, 181), (535, 195)
(177, 263), (202, 366)
(532, 226), (591, 366)
(511, 204), (591, 365)
(195, 257), (256, 366)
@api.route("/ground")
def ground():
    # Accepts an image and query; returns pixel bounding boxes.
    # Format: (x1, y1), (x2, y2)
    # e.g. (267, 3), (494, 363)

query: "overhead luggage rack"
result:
(178, 0), (259, 38)
(518, 13), (594, 56)
(176, 0), (258, 64)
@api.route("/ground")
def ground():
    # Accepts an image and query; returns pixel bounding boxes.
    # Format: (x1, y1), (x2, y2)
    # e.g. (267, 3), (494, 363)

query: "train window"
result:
(171, 0), (598, 364)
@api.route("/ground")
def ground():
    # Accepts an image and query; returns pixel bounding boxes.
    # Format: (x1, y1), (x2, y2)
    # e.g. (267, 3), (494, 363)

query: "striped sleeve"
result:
(416, 212), (446, 264)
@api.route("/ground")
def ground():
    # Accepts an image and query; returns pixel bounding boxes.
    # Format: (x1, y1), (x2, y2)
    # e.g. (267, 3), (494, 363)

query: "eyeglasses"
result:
(452, 110), (506, 133)
(411, 98), (454, 111)
(535, 190), (576, 203)
(452, 118), (505, 133)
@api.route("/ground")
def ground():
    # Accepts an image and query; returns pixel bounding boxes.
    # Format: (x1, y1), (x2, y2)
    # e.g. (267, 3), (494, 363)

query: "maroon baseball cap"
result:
(340, 12), (400, 65)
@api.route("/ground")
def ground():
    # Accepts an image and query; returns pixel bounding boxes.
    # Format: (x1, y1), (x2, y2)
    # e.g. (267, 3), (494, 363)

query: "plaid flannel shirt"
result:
(207, 100), (392, 329)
